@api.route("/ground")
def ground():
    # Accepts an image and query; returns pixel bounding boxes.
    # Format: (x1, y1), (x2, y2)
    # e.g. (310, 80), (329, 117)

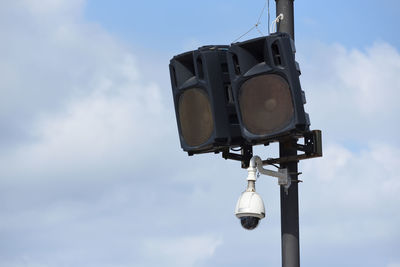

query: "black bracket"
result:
(222, 144), (253, 169)
(221, 130), (322, 168)
(263, 130), (322, 165)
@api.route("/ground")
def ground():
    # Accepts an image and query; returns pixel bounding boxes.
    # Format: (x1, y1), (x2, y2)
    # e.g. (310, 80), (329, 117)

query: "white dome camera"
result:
(235, 162), (265, 230)
(235, 189), (265, 230)
(234, 156), (289, 230)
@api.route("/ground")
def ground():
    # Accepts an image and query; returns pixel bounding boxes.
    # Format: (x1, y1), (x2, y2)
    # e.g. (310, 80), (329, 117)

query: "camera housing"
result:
(235, 189), (265, 230)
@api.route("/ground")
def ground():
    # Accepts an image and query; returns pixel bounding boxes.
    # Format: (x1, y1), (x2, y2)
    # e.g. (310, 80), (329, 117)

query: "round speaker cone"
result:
(178, 88), (213, 147)
(239, 74), (294, 135)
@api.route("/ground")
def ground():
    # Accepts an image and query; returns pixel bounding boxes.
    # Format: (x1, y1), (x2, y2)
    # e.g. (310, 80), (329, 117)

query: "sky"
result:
(0, 0), (400, 266)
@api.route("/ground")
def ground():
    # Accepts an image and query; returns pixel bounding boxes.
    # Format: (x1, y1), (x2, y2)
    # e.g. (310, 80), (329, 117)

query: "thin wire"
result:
(256, 1), (267, 25)
(270, 163), (280, 169)
(233, 25), (257, 43)
(256, 26), (264, 36)
(254, 0), (267, 36)
(265, 160), (280, 169)
(233, 0), (267, 43)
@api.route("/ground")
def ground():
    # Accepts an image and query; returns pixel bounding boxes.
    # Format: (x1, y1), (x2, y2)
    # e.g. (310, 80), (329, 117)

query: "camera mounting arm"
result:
(247, 156), (291, 191)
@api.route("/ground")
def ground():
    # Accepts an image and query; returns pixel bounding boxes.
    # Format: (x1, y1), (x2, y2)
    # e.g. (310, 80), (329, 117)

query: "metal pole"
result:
(275, 0), (295, 40)
(275, 1), (300, 267)
(279, 139), (300, 267)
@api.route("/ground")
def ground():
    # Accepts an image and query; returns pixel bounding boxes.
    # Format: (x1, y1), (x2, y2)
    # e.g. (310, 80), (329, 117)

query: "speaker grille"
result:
(239, 74), (294, 135)
(178, 88), (214, 147)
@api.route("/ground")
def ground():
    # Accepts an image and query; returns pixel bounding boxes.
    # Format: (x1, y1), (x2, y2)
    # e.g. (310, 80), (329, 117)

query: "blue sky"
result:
(1, 1), (400, 267)
(84, 0), (400, 50)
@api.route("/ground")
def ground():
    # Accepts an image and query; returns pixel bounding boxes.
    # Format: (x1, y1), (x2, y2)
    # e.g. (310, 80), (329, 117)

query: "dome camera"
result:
(235, 189), (265, 230)
(234, 155), (289, 230)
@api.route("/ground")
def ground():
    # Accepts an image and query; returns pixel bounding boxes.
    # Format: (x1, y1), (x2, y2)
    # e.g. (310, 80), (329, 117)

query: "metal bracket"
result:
(248, 155), (291, 192)
(222, 144), (253, 168)
(222, 130), (322, 168)
(263, 130), (322, 165)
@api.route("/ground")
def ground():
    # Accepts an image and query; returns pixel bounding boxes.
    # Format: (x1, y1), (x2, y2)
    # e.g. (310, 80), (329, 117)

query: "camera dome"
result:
(240, 216), (260, 230)
(235, 190), (265, 230)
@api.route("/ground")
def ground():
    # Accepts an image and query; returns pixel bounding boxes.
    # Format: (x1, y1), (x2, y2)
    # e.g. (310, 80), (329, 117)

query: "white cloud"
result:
(0, 0), (171, 154)
(20, 0), (84, 18)
(295, 41), (400, 250)
(0, 2), (175, 265)
(298, 41), (400, 145)
(295, 41), (400, 263)
(0, 0), (175, 182)
(143, 235), (222, 267)
(336, 43), (400, 115)
(1, 73), (166, 181)
(301, 142), (400, 246)
(1, 1), (400, 267)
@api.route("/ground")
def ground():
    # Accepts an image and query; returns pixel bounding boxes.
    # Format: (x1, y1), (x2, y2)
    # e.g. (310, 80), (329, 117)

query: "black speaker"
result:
(169, 46), (243, 154)
(227, 32), (310, 144)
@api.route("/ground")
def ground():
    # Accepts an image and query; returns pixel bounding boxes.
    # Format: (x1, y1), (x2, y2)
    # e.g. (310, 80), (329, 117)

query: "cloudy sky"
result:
(1, 0), (399, 266)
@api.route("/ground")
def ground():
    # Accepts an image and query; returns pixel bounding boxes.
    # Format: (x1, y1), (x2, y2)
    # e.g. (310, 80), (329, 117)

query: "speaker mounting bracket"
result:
(221, 130), (322, 168)
(222, 145), (253, 169)
(262, 130), (322, 165)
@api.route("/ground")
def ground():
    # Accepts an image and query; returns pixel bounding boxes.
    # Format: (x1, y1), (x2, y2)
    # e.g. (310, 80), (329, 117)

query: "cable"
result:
(270, 13), (284, 34)
(254, 0), (267, 36)
(270, 163), (280, 169)
(233, 25), (257, 43)
(233, 0), (267, 43)
(256, 26), (264, 36)
(256, 0), (267, 25)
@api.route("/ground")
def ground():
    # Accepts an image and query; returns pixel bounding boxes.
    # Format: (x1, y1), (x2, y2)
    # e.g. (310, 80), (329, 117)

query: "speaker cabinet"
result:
(227, 33), (310, 144)
(170, 46), (243, 154)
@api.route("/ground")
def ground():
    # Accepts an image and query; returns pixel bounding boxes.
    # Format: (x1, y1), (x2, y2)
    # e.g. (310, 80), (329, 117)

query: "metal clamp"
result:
(222, 130), (322, 168)
(248, 156), (291, 191)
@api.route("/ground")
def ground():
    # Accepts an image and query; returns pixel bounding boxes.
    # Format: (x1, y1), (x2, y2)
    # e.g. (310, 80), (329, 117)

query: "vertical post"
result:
(279, 139), (300, 267)
(275, 0), (295, 40)
(275, 1), (300, 267)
